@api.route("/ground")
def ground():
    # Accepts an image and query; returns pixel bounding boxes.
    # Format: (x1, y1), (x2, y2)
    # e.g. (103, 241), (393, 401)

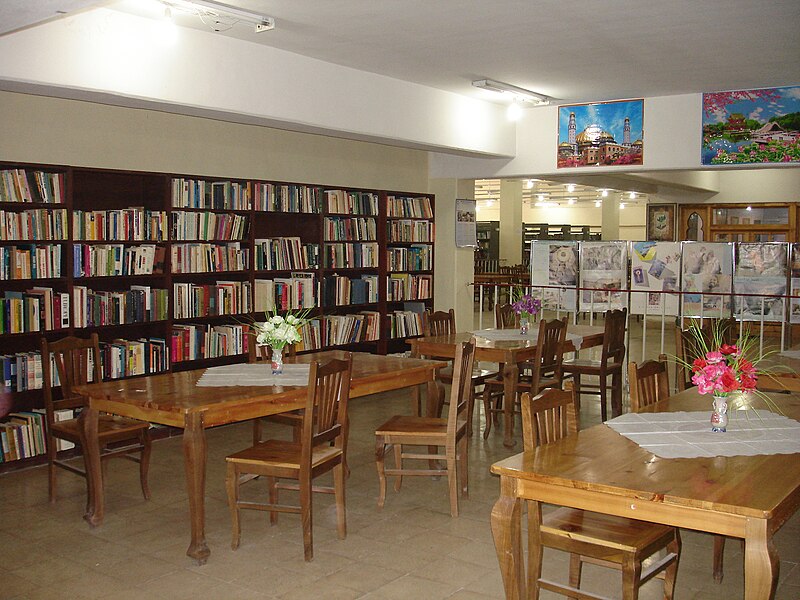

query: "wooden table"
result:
(490, 388), (800, 600)
(75, 351), (445, 564)
(408, 325), (604, 448)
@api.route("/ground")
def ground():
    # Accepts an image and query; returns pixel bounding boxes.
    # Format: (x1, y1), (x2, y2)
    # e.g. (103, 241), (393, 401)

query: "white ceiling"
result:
(2, 0), (799, 106)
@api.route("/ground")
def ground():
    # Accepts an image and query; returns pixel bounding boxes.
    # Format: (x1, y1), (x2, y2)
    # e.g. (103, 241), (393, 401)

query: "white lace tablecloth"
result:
(606, 410), (800, 459)
(470, 328), (587, 350)
(196, 363), (311, 387)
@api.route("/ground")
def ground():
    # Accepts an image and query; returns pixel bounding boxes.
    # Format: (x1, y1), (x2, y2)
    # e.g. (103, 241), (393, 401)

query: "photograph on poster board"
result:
(733, 243), (788, 321)
(579, 241), (627, 310)
(629, 241), (681, 315)
(558, 99), (644, 168)
(646, 204), (676, 241)
(530, 241), (578, 311)
(681, 242), (733, 317)
(702, 85), (800, 166)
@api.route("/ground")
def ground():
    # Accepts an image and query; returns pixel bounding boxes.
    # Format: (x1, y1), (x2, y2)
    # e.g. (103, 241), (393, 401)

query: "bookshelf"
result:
(0, 162), (434, 469)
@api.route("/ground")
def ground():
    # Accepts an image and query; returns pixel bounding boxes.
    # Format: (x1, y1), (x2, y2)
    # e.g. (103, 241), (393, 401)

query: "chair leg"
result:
(299, 476), (313, 561)
(527, 500), (544, 600)
(599, 373), (608, 422)
(713, 534), (726, 583)
(458, 435), (469, 499)
(467, 387), (476, 437)
(573, 374), (582, 413)
(333, 462), (346, 540)
(139, 429), (152, 500)
(252, 418), (262, 445)
(267, 476), (279, 525)
(393, 443), (404, 492)
(482, 386), (493, 439)
(47, 436), (57, 503)
(225, 463), (241, 550)
(568, 553), (583, 593)
(375, 437), (387, 509)
(611, 371), (623, 418)
(664, 530), (682, 599)
(446, 450), (458, 517)
(621, 553), (642, 600)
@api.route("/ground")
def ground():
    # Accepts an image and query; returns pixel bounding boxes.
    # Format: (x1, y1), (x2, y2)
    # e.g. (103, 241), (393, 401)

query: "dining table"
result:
(490, 387), (800, 600)
(74, 350), (446, 564)
(407, 323), (605, 447)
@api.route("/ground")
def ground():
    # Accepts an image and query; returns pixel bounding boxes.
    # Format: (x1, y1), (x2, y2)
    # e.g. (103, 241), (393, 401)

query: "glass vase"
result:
(519, 319), (529, 336)
(271, 346), (283, 375)
(710, 395), (728, 432)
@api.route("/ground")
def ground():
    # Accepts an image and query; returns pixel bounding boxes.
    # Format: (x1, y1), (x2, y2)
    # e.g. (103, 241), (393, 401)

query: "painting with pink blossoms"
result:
(702, 86), (800, 165)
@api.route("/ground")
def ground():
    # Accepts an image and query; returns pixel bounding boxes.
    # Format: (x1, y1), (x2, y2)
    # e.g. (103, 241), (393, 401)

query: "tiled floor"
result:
(2, 317), (799, 599)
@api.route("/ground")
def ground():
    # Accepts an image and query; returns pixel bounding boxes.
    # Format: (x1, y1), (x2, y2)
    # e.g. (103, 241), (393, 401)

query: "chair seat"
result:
(226, 439), (341, 470)
(561, 358), (623, 373)
(53, 414), (150, 443)
(375, 415), (451, 439)
(262, 410), (304, 427)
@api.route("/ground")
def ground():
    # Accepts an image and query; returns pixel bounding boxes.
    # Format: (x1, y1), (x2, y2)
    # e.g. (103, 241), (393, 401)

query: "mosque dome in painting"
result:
(575, 124), (615, 145)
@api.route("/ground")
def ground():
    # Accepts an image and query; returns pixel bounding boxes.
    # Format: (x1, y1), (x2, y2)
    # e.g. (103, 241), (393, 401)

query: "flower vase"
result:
(519, 319), (529, 336)
(271, 346), (284, 375)
(710, 395), (728, 432)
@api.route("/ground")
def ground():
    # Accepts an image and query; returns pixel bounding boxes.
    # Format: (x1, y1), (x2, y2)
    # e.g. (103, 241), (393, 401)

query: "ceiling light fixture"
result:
(164, 0), (275, 32)
(628, 191), (636, 199)
(566, 184), (576, 193)
(601, 189), (609, 197)
(472, 79), (552, 106)
(595, 201), (602, 208)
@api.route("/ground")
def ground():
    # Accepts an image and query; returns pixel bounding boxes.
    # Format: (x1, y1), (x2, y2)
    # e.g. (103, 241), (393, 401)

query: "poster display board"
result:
(732, 242), (788, 321)
(455, 198), (477, 248)
(530, 241), (578, 311)
(681, 242), (733, 317)
(578, 241), (627, 311)
(629, 241), (681, 315)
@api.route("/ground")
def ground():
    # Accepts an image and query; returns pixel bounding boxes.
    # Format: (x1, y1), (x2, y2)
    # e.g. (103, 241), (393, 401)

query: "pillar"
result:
(499, 179), (523, 265)
(601, 196), (620, 240)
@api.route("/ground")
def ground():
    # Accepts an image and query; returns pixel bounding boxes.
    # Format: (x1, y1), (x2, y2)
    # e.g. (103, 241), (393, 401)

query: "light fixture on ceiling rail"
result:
(471, 79), (552, 106)
(164, 0), (276, 32)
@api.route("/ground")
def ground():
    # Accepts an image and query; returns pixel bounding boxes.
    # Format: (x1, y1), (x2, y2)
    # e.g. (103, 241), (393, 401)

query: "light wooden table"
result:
(75, 350), (445, 564)
(408, 325), (604, 448)
(490, 388), (800, 600)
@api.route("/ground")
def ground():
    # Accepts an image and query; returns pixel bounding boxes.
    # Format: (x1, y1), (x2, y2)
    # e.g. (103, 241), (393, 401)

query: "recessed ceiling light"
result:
(566, 184), (576, 193)
(595, 201), (602, 208)
(628, 192), (636, 199)
(746, 205), (752, 211)
(619, 202), (626, 209)
(601, 190), (609, 197)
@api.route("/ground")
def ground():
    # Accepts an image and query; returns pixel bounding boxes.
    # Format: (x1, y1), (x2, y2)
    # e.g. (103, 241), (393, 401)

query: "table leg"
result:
(491, 476), (525, 600)
(502, 362), (519, 448)
(79, 406), (104, 527)
(183, 411), (210, 565)
(744, 518), (778, 600)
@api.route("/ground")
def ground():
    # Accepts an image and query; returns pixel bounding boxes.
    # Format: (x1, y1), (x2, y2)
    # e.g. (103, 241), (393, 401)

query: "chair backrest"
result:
(301, 353), (353, 463)
(535, 317), (568, 388)
(674, 325), (704, 391)
(520, 386), (578, 449)
(446, 339), (477, 436)
(494, 304), (518, 329)
(628, 360), (670, 412)
(601, 308), (627, 364)
(423, 309), (456, 337)
(41, 334), (103, 427)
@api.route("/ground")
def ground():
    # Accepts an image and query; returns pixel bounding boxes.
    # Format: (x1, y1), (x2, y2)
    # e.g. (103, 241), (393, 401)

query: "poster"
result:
(455, 198), (476, 247)
(680, 242), (733, 317)
(629, 241), (681, 315)
(530, 241), (578, 311)
(578, 241), (627, 311)
(646, 204), (676, 241)
(734, 242), (788, 321)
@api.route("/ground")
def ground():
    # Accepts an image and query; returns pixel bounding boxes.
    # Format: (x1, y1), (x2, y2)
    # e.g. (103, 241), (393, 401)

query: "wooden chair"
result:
(494, 303), (518, 329)
(481, 317), (567, 439)
(40, 334), (151, 504)
(225, 354), (352, 561)
(422, 309), (496, 435)
(375, 339), (475, 517)
(521, 387), (681, 600)
(561, 308), (627, 421)
(250, 341), (301, 444)
(628, 360), (670, 412)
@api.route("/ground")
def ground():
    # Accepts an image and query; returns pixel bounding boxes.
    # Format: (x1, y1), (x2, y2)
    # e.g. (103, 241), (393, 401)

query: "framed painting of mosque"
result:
(557, 99), (644, 168)
(702, 85), (800, 166)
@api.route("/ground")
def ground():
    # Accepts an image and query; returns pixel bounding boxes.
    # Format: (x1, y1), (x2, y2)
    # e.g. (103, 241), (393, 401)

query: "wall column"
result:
(430, 178), (477, 330)
(601, 196), (620, 240)
(499, 179), (523, 265)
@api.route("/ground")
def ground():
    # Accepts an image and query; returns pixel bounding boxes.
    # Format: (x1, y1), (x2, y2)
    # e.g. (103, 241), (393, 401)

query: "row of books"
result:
(388, 219), (435, 243)
(322, 312), (381, 346)
(386, 195), (433, 219)
(173, 281), (252, 319)
(73, 244), (166, 277)
(254, 274), (316, 312)
(170, 211), (249, 241)
(324, 242), (379, 268)
(324, 217), (377, 241)
(0, 244), (62, 280)
(171, 323), (247, 362)
(322, 274), (379, 306)
(72, 208), (167, 241)
(386, 245), (432, 272)
(387, 274), (433, 301)
(254, 182), (321, 213)
(72, 286), (169, 327)
(0, 169), (64, 204)
(171, 242), (249, 273)
(1, 411), (47, 462)
(324, 190), (378, 215)
(1, 288), (69, 334)
(171, 178), (251, 210)
(0, 208), (68, 241)
(254, 237), (320, 270)
(389, 310), (424, 338)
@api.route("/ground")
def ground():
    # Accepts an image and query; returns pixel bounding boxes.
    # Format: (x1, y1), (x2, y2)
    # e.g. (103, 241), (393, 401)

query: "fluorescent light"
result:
(628, 191), (636, 199)
(472, 79), (552, 106)
(165, 0), (275, 32)
(601, 189), (609, 197)
(566, 184), (576, 193)
(595, 201), (602, 208)
(506, 101), (523, 121)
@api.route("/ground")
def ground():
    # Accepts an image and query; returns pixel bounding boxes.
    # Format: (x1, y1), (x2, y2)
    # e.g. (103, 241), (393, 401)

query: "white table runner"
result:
(470, 328), (587, 350)
(197, 363), (311, 387)
(606, 410), (800, 458)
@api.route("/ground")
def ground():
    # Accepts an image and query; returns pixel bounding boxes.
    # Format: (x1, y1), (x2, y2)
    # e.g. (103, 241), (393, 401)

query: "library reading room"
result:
(2, 2), (800, 599)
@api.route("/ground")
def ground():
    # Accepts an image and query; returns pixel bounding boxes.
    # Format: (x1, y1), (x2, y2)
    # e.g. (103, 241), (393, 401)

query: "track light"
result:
(472, 79), (552, 106)
(164, 0), (275, 32)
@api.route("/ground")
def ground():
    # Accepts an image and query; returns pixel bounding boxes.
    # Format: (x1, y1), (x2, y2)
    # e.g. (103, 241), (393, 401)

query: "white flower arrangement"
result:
(251, 311), (308, 349)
